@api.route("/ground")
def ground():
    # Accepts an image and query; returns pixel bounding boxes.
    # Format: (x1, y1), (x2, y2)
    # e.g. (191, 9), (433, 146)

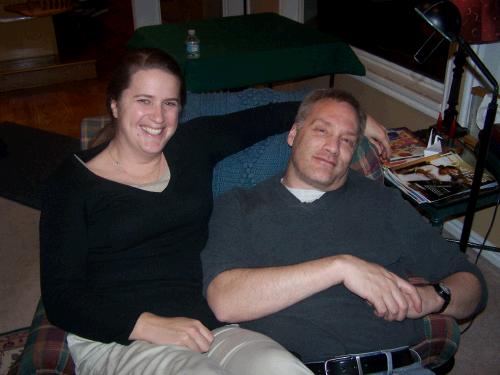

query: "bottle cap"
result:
(188, 29), (195, 35)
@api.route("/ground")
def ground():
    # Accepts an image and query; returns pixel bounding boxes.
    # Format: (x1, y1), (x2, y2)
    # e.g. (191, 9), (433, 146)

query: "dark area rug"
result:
(0, 123), (80, 210)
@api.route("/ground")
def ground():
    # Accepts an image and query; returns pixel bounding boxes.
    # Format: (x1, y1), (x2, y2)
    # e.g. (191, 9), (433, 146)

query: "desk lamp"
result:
(415, 0), (499, 253)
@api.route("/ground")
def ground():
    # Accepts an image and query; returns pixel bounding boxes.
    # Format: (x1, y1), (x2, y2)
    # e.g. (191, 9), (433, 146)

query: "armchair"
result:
(12, 88), (457, 375)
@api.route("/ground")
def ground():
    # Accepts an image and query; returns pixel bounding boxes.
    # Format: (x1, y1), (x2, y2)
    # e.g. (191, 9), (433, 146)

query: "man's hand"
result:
(406, 272), (483, 319)
(337, 255), (422, 321)
(406, 285), (444, 319)
(129, 312), (214, 352)
(364, 115), (391, 161)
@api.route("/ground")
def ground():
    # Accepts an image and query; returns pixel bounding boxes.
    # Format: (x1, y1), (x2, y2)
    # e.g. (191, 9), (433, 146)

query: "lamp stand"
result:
(457, 37), (499, 253)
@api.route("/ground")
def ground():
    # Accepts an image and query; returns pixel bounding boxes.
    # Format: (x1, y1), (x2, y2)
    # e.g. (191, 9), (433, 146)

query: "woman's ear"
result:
(110, 100), (119, 119)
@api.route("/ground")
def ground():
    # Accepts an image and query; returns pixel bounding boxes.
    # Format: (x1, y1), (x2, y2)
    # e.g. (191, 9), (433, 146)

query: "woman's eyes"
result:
(136, 99), (178, 108)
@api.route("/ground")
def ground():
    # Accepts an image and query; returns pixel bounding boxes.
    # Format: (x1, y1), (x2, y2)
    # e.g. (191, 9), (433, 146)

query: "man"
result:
(202, 89), (487, 375)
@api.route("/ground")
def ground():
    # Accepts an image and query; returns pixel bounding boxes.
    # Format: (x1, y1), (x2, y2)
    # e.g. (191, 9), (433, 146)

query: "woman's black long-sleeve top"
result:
(40, 102), (299, 345)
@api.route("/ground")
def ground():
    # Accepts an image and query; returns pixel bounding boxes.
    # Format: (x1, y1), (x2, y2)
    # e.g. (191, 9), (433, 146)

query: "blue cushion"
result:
(181, 88), (308, 123)
(212, 132), (383, 198)
(213, 132), (290, 197)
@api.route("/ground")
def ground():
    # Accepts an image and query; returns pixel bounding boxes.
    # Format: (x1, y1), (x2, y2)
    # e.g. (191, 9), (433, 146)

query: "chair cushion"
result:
(180, 88), (308, 122)
(213, 131), (383, 197)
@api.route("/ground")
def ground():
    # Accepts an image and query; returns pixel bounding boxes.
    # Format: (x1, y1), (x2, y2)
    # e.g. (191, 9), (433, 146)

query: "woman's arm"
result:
(178, 101), (390, 165)
(365, 115), (390, 160)
(177, 101), (300, 164)
(40, 161), (141, 344)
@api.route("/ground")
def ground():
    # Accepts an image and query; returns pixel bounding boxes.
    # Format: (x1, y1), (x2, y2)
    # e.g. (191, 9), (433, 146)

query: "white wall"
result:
(223, 0), (304, 22)
(458, 42), (500, 127)
(131, 0), (162, 29)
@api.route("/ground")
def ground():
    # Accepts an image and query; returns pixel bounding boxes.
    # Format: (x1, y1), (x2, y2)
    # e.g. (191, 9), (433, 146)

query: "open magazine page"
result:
(384, 152), (498, 204)
(386, 127), (426, 165)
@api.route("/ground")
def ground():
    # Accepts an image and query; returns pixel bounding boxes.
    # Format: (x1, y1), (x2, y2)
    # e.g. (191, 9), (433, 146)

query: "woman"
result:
(40, 48), (390, 375)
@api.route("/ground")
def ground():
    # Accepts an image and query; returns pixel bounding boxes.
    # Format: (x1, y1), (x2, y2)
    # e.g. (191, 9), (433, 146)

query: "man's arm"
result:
(408, 271), (482, 320)
(207, 254), (422, 323)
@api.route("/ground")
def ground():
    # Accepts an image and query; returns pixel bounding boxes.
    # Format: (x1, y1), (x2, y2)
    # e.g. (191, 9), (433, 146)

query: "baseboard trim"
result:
(443, 219), (500, 269)
(350, 47), (444, 119)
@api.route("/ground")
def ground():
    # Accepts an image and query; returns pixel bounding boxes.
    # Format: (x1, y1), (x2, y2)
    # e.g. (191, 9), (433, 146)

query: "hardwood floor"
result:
(0, 77), (108, 139)
(0, 0), (133, 139)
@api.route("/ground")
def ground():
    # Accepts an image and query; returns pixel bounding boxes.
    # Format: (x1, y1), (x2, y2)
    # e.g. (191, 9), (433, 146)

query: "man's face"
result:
(283, 99), (359, 191)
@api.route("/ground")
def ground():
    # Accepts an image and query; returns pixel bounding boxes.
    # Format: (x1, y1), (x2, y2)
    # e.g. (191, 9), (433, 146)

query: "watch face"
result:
(439, 283), (451, 295)
(434, 283), (451, 314)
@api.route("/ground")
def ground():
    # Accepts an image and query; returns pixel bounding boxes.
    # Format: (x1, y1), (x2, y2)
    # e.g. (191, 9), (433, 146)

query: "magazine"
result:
(386, 127), (426, 164)
(383, 151), (498, 204)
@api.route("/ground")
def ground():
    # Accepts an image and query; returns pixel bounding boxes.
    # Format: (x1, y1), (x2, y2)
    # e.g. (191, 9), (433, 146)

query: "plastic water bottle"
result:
(185, 29), (200, 59)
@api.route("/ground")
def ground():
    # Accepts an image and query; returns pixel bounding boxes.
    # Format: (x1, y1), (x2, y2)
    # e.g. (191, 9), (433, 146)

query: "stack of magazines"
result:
(383, 128), (498, 205)
(385, 127), (426, 167)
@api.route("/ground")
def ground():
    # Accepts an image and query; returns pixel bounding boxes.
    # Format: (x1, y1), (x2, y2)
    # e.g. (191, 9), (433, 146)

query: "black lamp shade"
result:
(415, 0), (462, 41)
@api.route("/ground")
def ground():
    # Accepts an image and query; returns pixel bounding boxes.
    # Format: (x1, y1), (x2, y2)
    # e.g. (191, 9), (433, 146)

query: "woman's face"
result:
(111, 68), (181, 157)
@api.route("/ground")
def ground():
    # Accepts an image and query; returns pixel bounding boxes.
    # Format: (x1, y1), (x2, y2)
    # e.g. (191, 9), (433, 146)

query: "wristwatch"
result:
(432, 283), (451, 313)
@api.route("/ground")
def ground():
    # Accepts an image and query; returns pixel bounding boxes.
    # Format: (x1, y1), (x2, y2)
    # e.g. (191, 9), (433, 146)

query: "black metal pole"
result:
(457, 37), (499, 253)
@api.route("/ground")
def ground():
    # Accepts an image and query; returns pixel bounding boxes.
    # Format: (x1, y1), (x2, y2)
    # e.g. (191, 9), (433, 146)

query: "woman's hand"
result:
(130, 312), (214, 352)
(364, 115), (391, 161)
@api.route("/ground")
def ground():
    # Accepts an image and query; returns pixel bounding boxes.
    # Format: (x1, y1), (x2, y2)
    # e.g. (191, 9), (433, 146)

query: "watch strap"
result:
(433, 283), (451, 314)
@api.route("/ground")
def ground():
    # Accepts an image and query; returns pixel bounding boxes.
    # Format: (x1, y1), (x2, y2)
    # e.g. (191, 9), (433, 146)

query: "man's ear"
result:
(287, 124), (299, 147)
(110, 100), (119, 119)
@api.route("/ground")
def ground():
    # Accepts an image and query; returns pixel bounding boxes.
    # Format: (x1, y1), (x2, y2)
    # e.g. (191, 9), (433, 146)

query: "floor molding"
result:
(351, 47), (444, 119)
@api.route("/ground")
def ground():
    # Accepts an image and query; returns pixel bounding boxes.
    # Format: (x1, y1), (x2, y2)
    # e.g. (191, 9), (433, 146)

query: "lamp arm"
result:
(457, 36), (499, 252)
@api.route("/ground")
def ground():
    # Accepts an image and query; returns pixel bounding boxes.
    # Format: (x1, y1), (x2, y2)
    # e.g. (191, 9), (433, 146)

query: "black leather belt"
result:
(305, 347), (416, 375)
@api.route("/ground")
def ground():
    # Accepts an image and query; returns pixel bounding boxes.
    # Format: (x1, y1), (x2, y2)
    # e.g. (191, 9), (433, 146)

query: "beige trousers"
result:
(67, 325), (313, 375)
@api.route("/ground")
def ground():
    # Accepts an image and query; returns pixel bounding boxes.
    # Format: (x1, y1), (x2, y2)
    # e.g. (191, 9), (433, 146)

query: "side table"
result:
(385, 129), (500, 253)
(402, 128), (500, 227)
(418, 189), (499, 227)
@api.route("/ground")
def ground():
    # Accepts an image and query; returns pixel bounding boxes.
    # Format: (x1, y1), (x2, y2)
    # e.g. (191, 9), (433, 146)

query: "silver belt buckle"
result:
(324, 354), (358, 375)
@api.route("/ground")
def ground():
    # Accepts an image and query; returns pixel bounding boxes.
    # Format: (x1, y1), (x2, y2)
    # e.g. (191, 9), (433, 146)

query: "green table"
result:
(127, 13), (365, 92)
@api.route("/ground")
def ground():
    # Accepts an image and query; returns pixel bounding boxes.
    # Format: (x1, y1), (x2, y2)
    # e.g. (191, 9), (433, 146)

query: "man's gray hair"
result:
(295, 89), (367, 138)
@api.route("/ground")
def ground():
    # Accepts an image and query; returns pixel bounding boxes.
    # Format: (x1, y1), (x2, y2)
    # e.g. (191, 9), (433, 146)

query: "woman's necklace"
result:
(107, 145), (164, 185)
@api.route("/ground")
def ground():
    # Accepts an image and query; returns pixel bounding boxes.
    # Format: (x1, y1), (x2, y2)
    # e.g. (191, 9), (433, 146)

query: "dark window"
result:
(315, 0), (449, 82)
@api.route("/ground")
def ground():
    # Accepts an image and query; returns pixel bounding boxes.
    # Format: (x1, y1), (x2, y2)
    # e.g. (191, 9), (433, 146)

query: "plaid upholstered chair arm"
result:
(80, 116), (111, 150)
(408, 277), (460, 371)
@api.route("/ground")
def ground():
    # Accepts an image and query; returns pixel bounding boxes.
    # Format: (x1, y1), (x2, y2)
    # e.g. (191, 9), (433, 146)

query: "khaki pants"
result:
(67, 325), (313, 375)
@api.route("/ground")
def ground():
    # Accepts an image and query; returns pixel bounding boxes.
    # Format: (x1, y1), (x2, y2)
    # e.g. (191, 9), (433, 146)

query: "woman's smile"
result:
(140, 125), (165, 136)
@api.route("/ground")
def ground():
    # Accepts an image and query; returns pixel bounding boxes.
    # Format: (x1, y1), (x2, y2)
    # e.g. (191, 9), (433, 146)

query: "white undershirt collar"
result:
(280, 178), (325, 203)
